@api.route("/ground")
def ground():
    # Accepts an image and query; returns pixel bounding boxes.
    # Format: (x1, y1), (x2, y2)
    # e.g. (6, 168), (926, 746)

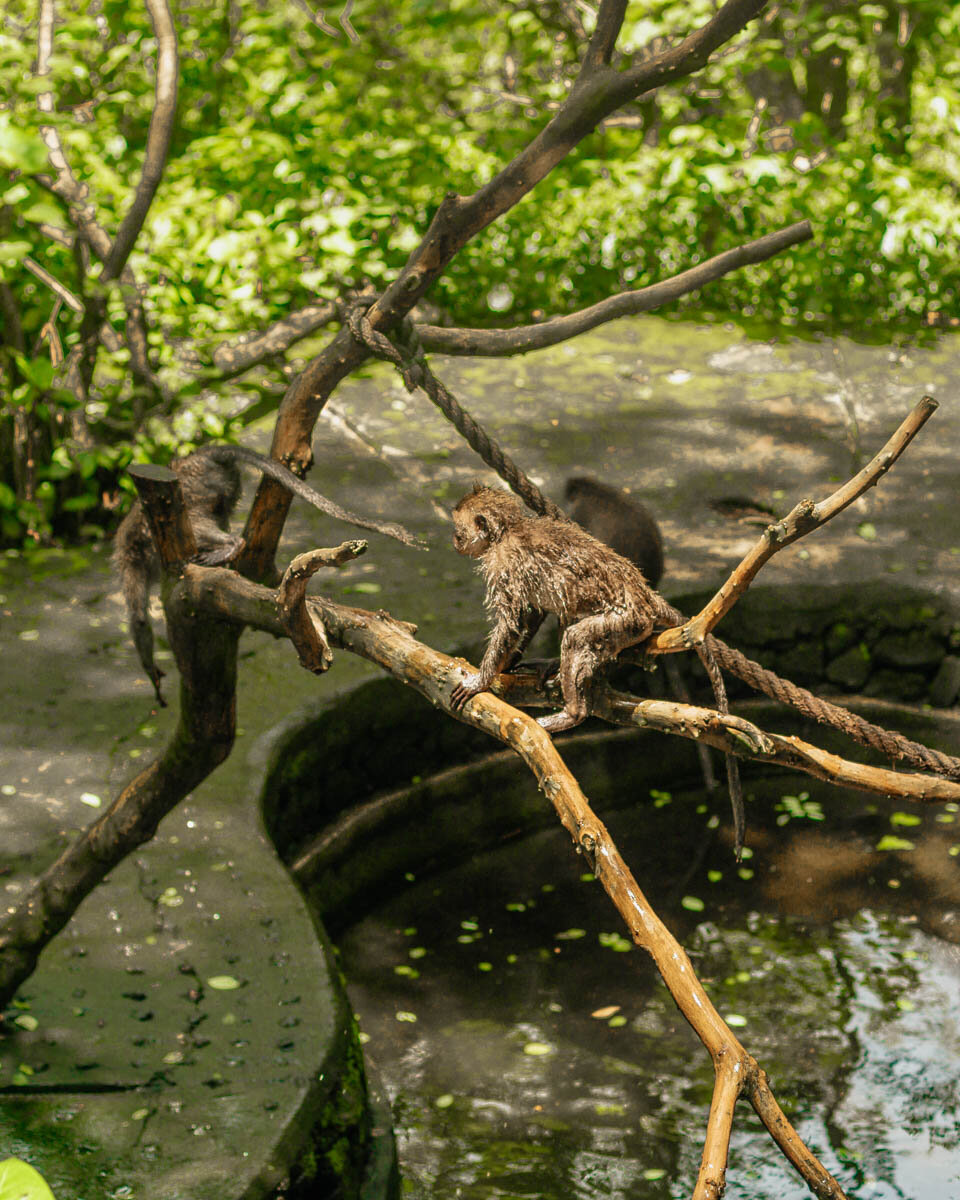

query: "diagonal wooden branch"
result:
(505, 682), (960, 803)
(240, 0), (771, 577)
(103, 0), (179, 283)
(418, 220), (812, 356)
(647, 397), (939, 656)
(175, 565), (849, 1199)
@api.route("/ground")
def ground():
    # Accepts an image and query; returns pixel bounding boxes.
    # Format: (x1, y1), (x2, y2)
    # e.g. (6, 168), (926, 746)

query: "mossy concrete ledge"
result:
(1, 707), (395, 1200)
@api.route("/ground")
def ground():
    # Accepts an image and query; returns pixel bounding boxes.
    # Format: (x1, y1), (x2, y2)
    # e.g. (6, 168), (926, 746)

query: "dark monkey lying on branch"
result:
(113, 443), (422, 705)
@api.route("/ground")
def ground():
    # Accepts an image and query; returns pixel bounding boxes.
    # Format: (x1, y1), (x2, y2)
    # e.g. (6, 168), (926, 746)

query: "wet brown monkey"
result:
(449, 484), (745, 855)
(449, 484), (670, 733)
(114, 444), (422, 704)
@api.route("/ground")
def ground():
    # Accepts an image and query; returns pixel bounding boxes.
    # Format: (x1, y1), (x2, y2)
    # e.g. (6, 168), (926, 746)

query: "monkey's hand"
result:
(450, 671), (488, 710)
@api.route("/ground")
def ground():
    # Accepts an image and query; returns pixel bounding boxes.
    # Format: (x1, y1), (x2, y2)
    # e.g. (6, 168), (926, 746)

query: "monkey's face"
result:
(451, 508), (492, 558)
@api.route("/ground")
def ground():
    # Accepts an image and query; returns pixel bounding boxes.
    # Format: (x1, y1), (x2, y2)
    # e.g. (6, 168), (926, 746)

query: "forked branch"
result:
(648, 397), (939, 655)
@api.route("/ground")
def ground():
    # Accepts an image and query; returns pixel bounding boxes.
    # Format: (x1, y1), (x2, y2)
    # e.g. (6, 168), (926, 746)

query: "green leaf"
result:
(0, 1159), (56, 1200)
(876, 835), (915, 851)
(206, 975), (242, 990)
(0, 117), (49, 173)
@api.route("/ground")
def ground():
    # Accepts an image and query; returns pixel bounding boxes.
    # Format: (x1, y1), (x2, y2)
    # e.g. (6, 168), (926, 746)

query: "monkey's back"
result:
(483, 514), (656, 627)
(564, 476), (664, 587)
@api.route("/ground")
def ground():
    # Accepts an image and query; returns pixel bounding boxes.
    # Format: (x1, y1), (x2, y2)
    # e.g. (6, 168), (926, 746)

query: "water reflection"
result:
(339, 775), (960, 1199)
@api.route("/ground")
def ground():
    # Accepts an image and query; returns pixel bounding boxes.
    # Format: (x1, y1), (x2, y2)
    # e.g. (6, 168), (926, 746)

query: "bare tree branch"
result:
(212, 300), (340, 377)
(242, 0), (773, 576)
(22, 255), (84, 312)
(102, 0), (179, 282)
(582, 0), (628, 73)
(35, 0), (169, 411)
(418, 220), (812, 357)
(277, 541), (367, 672)
(648, 397), (939, 655)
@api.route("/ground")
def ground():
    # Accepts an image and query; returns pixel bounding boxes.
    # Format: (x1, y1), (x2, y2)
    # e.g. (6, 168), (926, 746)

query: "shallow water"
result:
(339, 772), (960, 1199)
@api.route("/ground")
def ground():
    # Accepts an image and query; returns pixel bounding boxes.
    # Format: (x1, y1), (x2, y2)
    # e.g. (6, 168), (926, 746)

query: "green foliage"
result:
(0, 0), (958, 545)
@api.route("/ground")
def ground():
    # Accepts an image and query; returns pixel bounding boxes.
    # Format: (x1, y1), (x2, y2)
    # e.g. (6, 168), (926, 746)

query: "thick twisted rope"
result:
(346, 304), (565, 520)
(709, 636), (960, 780)
(345, 302), (960, 782)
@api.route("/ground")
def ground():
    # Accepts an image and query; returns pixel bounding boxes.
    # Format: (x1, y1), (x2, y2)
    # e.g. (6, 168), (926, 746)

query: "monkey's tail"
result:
(201, 445), (426, 550)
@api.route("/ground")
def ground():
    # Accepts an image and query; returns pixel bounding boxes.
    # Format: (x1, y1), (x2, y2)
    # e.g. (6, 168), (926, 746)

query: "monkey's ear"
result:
(475, 514), (490, 536)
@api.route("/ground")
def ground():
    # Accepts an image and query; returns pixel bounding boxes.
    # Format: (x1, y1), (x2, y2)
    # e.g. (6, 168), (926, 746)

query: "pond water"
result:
(338, 767), (960, 1200)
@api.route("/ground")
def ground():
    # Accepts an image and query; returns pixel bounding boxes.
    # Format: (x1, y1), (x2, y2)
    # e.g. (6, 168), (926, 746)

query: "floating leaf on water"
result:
(396, 1011), (417, 1023)
(342, 581), (381, 594)
(896, 997), (915, 1012)
(725, 1014), (748, 1027)
(1, 784), (16, 796)
(707, 870), (723, 883)
(598, 932), (632, 952)
(642, 1168), (667, 1181)
(591, 1005), (621, 1020)
(206, 975), (241, 990)
(890, 812), (921, 827)
(80, 792), (101, 807)
(554, 928), (586, 940)
(857, 522), (878, 540)
(13, 1015), (38, 1031)
(132, 1108), (149, 1121)
(434, 1093), (454, 1109)
(681, 895), (705, 912)
(738, 868), (754, 881)
(522, 1041), (554, 1056)
(408, 947), (427, 959)
(608, 1015), (627, 1028)
(394, 965), (419, 978)
(876, 835), (915, 851)
(477, 962), (493, 972)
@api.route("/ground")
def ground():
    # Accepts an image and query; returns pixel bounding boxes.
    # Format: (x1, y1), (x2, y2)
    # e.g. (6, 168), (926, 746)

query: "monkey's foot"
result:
(537, 710), (585, 733)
